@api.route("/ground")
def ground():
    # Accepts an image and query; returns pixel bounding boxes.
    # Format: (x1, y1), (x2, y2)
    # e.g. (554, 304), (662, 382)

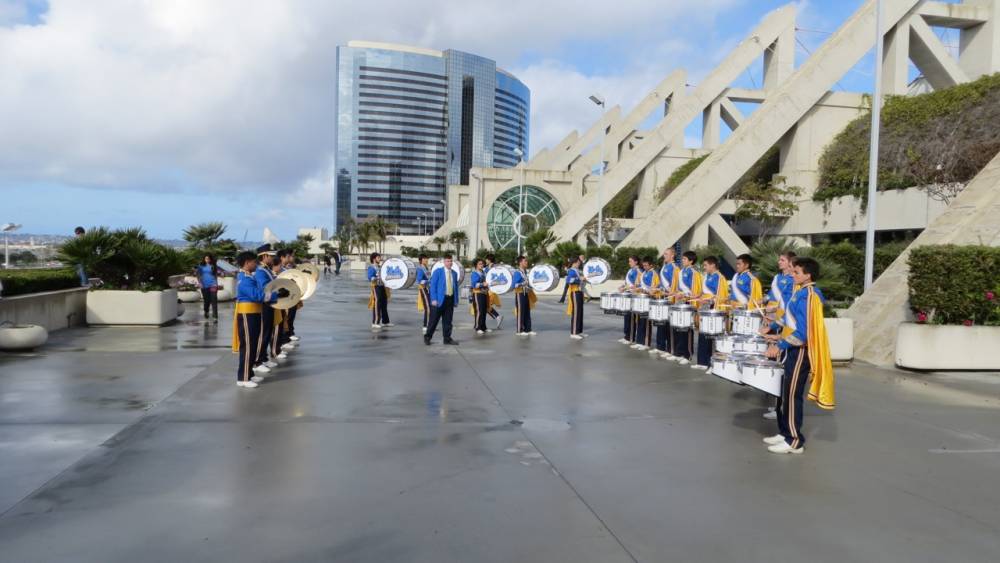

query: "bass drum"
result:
(432, 260), (466, 285)
(486, 265), (515, 295)
(380, 257), (417, 290)
(528, 264), (560, 292)
(583, 258), (611, 285)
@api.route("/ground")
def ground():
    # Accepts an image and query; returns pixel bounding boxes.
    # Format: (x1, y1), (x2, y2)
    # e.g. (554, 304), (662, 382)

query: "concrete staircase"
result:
(845, 151), (1000, 366)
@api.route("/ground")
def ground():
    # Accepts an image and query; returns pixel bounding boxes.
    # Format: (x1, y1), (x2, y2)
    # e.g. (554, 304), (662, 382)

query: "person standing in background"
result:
(196, 253), (220, 321)
(333, 249), (342, 275)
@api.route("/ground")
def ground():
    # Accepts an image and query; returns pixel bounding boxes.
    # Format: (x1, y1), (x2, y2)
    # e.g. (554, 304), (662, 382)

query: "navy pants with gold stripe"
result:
(655, 322), (670, 352)
(473, 292), (488, 331)
(418, 286), (430, 328)
(257, 306), (274, 366)
(778, 347), (811, 448)
(570, 291), (584, 335)
(372, 285), (389, 324)
(671, 327), (693, 359)
(237, 312), (262, 383)
(623, 312), (633, 340)
(515, 292), (532, 333)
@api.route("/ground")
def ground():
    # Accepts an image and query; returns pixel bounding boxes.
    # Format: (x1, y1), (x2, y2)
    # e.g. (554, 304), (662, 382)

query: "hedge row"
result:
(0, 268), (81, 297)
(908, 245), (1000, 326)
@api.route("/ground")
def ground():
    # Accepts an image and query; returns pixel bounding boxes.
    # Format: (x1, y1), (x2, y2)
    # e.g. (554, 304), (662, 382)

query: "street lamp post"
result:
(471, 171), (482, 257)
(427, 206), (436, 236)
(864, 0), (884, 290)
(513, 147), (526, 256)
(2, 223), (22, 269)
(589, 94), (608, 246)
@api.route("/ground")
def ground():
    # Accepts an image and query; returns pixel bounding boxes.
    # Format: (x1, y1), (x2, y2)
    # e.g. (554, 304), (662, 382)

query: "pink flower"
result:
(916, 311), (928, 323)
(987, 291), (995, 301)
(963, 319), (973, 327)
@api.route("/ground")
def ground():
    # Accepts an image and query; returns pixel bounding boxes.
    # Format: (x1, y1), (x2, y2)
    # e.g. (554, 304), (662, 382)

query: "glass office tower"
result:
(335, 41), (530, 234)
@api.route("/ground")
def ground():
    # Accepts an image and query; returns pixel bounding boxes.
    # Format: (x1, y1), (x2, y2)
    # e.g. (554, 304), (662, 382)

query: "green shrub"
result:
(816, 73), (1000, 202)
(657, 154), (709, 203)
(0, 269), (80, 297)
(809, 241), (865, 295)
(609, 246), (659, 278)
(56, 227), (186, 291)
(603, 175), (641, 218)
(908, 245), (1000, 326)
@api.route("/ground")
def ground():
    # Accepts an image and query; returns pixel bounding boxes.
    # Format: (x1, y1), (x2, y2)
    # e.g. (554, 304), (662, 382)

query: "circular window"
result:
(487, 185), (561, 250)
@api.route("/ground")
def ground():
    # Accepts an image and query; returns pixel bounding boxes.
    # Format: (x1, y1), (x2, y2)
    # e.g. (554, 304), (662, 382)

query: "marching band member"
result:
(656, 247), (680, 359)
(269, 258), (290, 360)
(424, 253), (459, 346)
(233, 251), (286, 389)
(484, 254), (504, 330)
(694, 256), (729, 371)
(415, 254), (431, 334)
(470, 259), (490, 334)
(763, 257), (835, 455)
(367, 252), (391, 329)
(670, 251), (702, 365)
(618, 255), (641, 345)
(512, 255), (537, 336)
(253, 245), (279, 375)
(631, 257), (659, 351)
(278, 250), (302, 343)
(730, 253), (764, 310)
(566, 256), (587, 339)
(761, 250), (797, 420)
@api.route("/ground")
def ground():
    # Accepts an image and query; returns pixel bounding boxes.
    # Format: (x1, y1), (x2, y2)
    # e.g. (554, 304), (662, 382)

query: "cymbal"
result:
(298, 262), (320, 283)
(265, 278), (302, 310)
(278, 269), (316, 300)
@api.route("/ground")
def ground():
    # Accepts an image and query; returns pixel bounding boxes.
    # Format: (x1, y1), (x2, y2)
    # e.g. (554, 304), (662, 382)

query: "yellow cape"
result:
(805, 286), (835, 410)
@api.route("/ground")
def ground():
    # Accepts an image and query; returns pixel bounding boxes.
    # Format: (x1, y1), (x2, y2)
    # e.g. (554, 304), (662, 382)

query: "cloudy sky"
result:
(1, 0), (885, 240)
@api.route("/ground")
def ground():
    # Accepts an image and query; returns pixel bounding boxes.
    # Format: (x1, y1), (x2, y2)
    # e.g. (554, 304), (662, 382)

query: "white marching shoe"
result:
(253, 364), (271, 374)
(422, 327), (427, 334)
(281, 343), (296, 351)
(251, 376), (264, 383)
(763, 434), (786, 445)
(237, 381), (259, 389)
(276, 353), (288, 360)
(381, 323), (395, 327)
(265, 361), (278, 368)
(495, 315), (504, 330)
(477, 330), (486, 335)
(690, 364), (704, 370)
(648, 348), (660, 355)
(763, 409), (777, 420)
(677, 358), (690, 365)
(768, 442), (804, 455)
(617, 338), (630, 345)
(528, 331), (537, 336)
(289, 335), (300, 342)
(570, 334), (584, 340)
(371, 324), (382, 330)
(635, 345), (648, 351)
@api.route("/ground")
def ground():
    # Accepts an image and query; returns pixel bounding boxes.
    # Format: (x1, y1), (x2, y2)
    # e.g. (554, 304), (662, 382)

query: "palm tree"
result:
(525, 228), (557, 260)
(355, 223), (373, 255)
(183, 222), (227, 249)
(335, 221), (355, 257)
(449, 231), (469, 259)
(431, 236), (448, 256)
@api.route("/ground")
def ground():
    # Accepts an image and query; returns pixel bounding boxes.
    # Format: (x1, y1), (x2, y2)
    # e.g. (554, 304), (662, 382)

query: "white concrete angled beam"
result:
(552, 106), (622, 172)
(620, 0), (924, 248)
(919, 1), (991, 28)
(719, 98), (746, 131)
(547, 4), (798, 242)
(909, 13), (971, 89)
(882, 19), (912, 95)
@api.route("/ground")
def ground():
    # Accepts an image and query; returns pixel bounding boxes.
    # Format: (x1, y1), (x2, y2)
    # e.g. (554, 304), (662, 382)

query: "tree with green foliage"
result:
(431, 236), (447, 256)
(524, 228), (557, 262)
(57, 227), (185, 291)
(657, 154), (710, 203)
(449, 231), (469, 259)
(731, 177), (803, 241)
(183, 222), (227, 249)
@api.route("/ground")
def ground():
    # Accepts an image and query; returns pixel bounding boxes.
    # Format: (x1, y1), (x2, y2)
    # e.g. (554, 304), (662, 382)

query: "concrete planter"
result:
(218, 278), (235, 302)
(0, 324), (49, 350)
(86, 289), (178, 326)
(825, 317), (854, 362)
(0, 287), (88, 333)
(178, 290), (201, 303)
(896, 323), (1000, 371)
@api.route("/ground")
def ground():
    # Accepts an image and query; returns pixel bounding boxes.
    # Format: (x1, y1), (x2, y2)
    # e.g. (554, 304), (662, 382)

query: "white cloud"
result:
(0, 0), (748, 205)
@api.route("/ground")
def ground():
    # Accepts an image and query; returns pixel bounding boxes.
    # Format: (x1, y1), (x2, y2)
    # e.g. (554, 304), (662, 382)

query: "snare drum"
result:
(740, 358), (784, 397)
(649, 299), (670, 324)
(601, 292), (614, 314)
(711, 353), (745, 384)
(528, 264), (560, 292)
(379, 257), (417, 290)
(617, 293), (633, 316)
(698, 309), (727, 335)
(714, 335), (740, 354)
(731, 309), (764, 336)
(669, 303), (695, 330)
(734, 336), (769, 355)
(631, 294), (651, 315)
(487, 265), (515, 295)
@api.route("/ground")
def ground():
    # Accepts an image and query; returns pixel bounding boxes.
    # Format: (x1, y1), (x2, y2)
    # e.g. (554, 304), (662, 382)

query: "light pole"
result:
(471, 170), (482, 256)
(2, 223), (22, 269)
(427, 206), (436, 235)
(589, 94), (608, 246)
(419, 214), (425, 236)
(513, 147), (526, 256)
(864, 0), (884, 290)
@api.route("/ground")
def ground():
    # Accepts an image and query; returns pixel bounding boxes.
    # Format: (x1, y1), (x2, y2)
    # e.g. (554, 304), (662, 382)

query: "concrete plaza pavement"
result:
(1, 272), (999, 562)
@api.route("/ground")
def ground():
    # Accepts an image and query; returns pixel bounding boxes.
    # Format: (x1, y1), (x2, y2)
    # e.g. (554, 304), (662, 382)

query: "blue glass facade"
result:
(335, 42), (529, 234)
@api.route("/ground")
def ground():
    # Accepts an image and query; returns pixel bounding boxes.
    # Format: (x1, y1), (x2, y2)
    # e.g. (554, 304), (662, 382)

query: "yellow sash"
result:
(805, 287), (835, 410)
(417, 286), (427, 312)
(489, 291), (501, 309)
(231, 302), (263, 353)
(368, 282), (390, 309)
(565, 284), (581, 316)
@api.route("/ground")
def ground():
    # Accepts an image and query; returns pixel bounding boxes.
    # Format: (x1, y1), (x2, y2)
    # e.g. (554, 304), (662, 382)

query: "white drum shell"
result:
(583, 258), (611, 285)
(486, 265), (515, 294)
(714, 335), (739, 354)
(380, 258), (417, 290)
(528, 264), (560, 292)
(711, 354), (744, 384)
(617, 294), (633, 314)
(734, 336), (769, 355)
(731, 310), (764, 336)
(600, 292), (614, 310)
(669, 304), (695, 329)
(740, 359), (784, 396)
(649, 300), (670, 322)
(631, 294), (651, 314)
(699, 310), (727, 335)
(432, 261), (466, 285)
